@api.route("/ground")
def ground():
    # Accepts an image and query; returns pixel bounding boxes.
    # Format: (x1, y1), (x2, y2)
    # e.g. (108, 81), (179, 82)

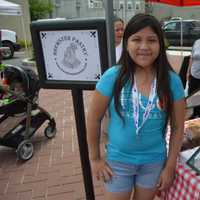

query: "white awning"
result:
(0, 0), (22, 16)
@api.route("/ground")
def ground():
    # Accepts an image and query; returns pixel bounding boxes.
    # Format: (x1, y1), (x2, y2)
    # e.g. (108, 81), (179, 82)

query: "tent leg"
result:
(20, 14), (29, 57)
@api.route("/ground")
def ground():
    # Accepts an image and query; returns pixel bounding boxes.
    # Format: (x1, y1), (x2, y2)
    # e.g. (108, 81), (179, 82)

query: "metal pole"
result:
(180, 18), (183, 57)
(71, 89), (95, 200)
(105, 0), (116, 66)
(48, 0), (53, 18)
(20, 15), (28, 57)
(125, 0), (127, 22)
(76, 0), (81, 18)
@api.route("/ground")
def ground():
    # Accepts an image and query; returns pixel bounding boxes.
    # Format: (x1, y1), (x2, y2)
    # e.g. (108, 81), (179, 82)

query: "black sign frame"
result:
(30, 18), (108, 90)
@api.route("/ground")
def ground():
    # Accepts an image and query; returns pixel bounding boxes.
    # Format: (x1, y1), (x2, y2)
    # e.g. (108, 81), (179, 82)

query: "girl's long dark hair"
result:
(114, 13), (173, 130)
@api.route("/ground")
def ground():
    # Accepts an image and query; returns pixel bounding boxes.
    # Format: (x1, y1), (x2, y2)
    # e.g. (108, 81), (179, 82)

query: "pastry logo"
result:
(53, 35), (88, 75)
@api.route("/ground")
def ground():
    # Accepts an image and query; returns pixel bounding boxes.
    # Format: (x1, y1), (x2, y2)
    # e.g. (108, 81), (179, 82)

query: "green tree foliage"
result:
(28, 0), (54, 21)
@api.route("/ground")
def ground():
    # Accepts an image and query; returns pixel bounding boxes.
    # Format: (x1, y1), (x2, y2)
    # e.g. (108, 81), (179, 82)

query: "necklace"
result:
(132, 75), (157, 136)
(139, 94), (146, 110)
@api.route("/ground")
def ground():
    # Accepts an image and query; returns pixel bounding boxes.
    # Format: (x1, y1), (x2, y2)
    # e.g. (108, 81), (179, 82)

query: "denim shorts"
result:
(105, 160), (165, 193)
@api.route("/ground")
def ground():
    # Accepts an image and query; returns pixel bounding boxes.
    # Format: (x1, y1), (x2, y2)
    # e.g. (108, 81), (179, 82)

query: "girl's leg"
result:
(104, 161), (136, 200)
(133, 185), (157, 200)
(105, 191), (132, 200)
(132, 161), (164, 200)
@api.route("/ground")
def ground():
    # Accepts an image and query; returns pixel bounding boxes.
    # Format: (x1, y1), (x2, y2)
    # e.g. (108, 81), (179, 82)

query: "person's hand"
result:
(90, 158), (114, 182)
(157, 166), (175, 191)
(0, 83), (9, 93)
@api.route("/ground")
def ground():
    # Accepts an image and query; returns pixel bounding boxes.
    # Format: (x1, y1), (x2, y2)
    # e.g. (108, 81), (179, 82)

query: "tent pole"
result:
(105, 0), (116, 66)
(20, 13), (29, 57)
(180, 17), (183, 58)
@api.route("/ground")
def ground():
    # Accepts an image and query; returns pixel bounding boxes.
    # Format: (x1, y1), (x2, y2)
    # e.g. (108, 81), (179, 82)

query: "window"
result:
(127, 1), (133, 10)
(164, 22), (178, 31)
(88, 0), (102, 9)
(135, 1), (141, 10)
(119, 1), (124, 9)
(192, 21), (200, 31)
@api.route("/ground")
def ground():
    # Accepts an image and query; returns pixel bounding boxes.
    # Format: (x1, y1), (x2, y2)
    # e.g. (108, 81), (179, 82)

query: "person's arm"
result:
(87, 90), (114, 182)
(166, 98), (185, 168)
(157, 98), (185, 190)
(87, 90), (109, 160)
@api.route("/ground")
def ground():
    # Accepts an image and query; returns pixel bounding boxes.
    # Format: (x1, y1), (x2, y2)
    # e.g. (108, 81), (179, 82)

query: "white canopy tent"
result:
(0, 0), (28, 55)
(0, 0), (22, 16)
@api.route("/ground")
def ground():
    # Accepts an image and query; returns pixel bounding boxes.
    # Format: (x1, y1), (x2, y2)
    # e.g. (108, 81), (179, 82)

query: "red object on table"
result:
(160, 163), (200, 199)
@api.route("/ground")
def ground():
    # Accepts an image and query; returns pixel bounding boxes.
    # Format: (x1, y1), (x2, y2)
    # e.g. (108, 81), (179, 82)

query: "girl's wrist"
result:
(90, 155), (100, 161)
(164, 163), (176, 171)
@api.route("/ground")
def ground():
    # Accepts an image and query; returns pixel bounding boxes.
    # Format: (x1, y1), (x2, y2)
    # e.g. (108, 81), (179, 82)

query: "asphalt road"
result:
(2, 50), (28, 67)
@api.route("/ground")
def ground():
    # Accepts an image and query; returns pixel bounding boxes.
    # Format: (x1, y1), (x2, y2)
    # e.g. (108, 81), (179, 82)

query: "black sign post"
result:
(31, 18), (108, 200)
(72, 88), (94, 199)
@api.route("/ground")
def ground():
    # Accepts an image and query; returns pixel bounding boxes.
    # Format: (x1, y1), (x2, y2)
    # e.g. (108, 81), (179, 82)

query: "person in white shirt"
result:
(187, 39), (200, 119)
(114, 17), (124, 63)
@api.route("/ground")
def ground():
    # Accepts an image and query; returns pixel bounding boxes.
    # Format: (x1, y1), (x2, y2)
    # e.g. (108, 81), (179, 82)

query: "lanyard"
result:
(132, 76), (157, 135)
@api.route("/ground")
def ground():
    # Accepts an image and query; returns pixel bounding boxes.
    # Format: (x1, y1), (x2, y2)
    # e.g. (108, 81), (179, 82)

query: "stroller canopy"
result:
(3, 65), (40, 100)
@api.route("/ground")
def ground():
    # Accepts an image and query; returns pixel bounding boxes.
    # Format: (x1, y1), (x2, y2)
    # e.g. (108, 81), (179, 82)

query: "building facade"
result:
(51, 0), (145, 23)
(52, 0), (200, 22)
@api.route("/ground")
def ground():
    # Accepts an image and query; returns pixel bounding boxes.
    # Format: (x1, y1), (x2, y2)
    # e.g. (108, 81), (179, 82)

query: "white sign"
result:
(40, 30), (101, 81)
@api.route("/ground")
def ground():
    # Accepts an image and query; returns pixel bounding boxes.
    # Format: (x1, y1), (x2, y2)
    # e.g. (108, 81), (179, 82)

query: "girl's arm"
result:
(158, 98), (185, 190)
(87, 90), (114, 182)
(166, 98), (185, 169)
(87, 90), (109, 161)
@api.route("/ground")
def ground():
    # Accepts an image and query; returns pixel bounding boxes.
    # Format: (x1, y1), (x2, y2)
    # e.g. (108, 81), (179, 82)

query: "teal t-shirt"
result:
(96, 66), (185, 164)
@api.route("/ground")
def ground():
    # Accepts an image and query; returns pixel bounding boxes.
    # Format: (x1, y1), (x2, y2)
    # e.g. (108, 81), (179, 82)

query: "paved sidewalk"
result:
(0, 88), (162, 200)
(0, 89), (105, 200)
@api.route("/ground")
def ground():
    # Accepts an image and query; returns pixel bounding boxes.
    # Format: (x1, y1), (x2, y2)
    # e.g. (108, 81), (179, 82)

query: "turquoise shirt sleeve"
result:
(169, 71), (185, 101)
(96, 66), (119, 97)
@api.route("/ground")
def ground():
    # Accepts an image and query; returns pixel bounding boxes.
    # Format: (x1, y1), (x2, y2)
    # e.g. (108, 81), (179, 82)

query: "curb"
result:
(22, 58), (36, 67)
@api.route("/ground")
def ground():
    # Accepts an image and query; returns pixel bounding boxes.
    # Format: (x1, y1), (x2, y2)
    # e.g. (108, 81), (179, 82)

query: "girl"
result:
(87, 14), (185, 200)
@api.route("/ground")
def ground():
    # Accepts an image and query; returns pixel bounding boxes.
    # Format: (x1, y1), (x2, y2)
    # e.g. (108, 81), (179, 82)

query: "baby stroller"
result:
(0, 65), (56, 161)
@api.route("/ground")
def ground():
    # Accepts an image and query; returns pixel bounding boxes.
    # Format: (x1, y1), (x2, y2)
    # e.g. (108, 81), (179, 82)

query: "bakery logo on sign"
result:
(53, 35), (88, 75)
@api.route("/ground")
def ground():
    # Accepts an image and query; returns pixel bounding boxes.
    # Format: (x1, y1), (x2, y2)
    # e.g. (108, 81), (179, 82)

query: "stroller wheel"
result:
(44, 125), (56, 139)
(16, 140), (34, 161)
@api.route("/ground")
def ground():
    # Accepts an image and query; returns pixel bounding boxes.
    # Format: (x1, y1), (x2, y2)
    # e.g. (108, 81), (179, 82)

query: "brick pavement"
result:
(0, 88), (161, 200)
(0, 89), (105, 200)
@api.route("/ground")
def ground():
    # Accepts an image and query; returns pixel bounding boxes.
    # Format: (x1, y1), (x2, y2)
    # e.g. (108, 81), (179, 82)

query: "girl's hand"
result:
(157, 166), (175, 191)
(90, 158), (114, 182)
